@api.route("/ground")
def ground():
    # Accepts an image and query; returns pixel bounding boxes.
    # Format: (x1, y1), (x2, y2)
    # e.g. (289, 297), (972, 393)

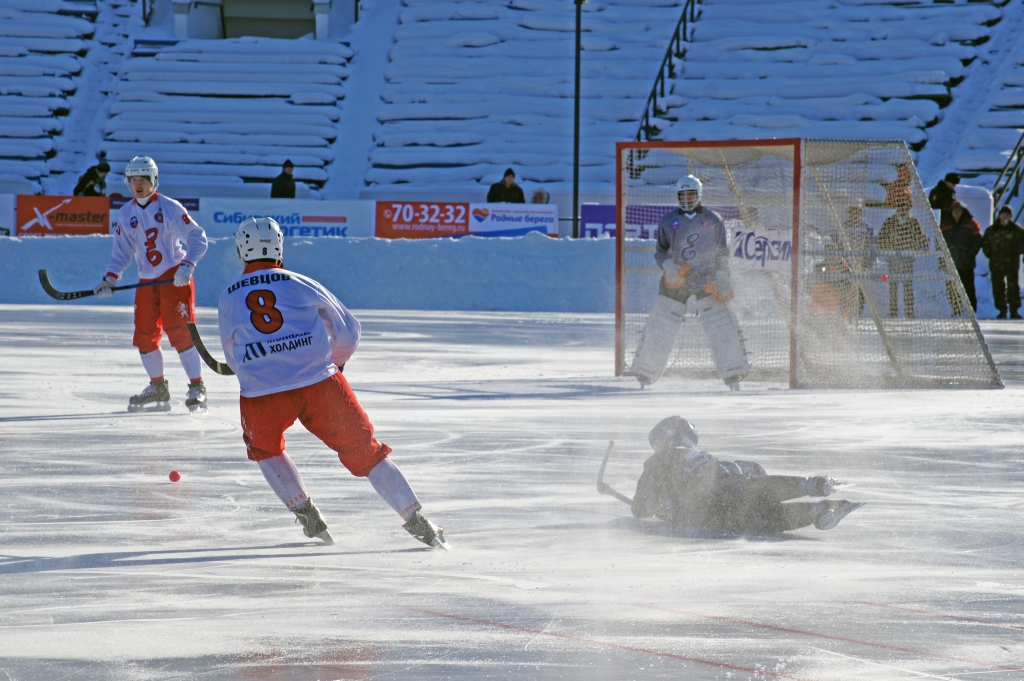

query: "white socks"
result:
(258, 453), (308, 510)
(139, 348), (164, 380)
(259, 456), (421, 520)
(367, 458), (421, 520)
(178, 346), (203, 382)
(141, 347), (203, 383)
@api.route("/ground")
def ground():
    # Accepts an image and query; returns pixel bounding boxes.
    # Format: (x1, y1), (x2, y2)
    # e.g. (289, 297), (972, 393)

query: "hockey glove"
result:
(94, 276), (117, 298)
(662, 261), (692, 289)
(174, 261), (194, 287)
(704, 281), (735, 303)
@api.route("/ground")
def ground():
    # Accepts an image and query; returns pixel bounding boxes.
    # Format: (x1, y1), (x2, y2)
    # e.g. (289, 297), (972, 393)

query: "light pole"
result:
(573, 0), (585, 239)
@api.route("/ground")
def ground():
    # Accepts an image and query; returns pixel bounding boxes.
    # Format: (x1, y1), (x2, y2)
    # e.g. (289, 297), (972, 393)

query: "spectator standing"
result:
(842, 205), (877, 274)
(271, 160), (296, 199)
(878, 204), (928, 318)
(487, 168), (525, 203)
(939, 201), (983, 315)
(928, 172), (960, 223)
(842, 205), (877, 314)
(531, 188), (549, 204)
(982, 206), (1024, 319)
(74, 161), (110, 196)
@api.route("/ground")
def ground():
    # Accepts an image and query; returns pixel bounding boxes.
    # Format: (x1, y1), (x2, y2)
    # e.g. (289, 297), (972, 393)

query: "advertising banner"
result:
(623, 205), (752, 240)
(467, 203), (557, 237)
(16, 195), (110, 236)
(729, 228), (792, 272)
(375, 202), (557, 239)
(375, 201), (470, 239)
(580, 204), (615, 238)
(0, 194), (13, 236)
(197, 198), (375, 238)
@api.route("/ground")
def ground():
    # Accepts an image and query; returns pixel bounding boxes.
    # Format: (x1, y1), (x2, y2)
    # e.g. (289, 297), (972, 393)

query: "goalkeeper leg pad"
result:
(695, 296), (750, 385)
(630, 295), (688, 386)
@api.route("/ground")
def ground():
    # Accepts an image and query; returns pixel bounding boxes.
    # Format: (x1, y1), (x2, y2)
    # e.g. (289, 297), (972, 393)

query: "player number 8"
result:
(246, 289), (284, 334)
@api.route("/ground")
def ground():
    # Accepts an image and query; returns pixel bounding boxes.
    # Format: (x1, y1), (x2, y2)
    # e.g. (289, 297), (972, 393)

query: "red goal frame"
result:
(614, 138), (803, 388)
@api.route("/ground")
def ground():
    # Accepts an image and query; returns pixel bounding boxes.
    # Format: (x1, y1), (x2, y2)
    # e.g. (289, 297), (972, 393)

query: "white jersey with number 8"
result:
(218, 265), (361, 398)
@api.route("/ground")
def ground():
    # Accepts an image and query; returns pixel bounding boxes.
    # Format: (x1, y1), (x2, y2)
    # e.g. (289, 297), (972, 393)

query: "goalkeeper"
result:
(630, 417), (862, 534)
(630, 175), (749, 389)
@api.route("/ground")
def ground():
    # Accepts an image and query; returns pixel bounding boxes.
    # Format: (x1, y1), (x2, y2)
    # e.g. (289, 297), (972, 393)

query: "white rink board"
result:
(0, 305), (1022, 680)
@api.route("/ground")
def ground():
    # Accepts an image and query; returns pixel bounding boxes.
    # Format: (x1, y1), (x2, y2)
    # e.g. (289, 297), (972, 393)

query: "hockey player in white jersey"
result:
(217, 217), (446, 548)
(630, 175), (750, 389)
(94, 156), (210, 413)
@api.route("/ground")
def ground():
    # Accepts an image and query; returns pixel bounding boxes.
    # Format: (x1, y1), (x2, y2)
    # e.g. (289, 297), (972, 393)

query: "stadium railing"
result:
(991, 130), (1024, 221)
(634, 0), (699, 142)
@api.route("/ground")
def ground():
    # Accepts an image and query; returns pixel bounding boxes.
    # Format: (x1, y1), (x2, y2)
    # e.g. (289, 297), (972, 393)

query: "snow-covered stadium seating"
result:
(944, 5), (1024, 190)
(365, 0), (688, 199)
(0, 0), (95, 194)
(100, 37), (352, 198)
(658, 0), (1002, 153)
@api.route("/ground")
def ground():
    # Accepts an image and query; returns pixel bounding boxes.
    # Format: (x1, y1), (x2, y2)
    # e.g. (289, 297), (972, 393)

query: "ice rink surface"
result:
(1, 304), (1022, 680)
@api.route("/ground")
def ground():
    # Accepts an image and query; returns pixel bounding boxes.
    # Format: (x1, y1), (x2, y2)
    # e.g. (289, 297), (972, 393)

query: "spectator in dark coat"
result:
(928, 172), (959, 224)
(939, 201), (983, 315)
(73, 161), (110, 196)
(271, 160), (296, 199)
(878, 204), (928, 317)
(982, 206), (1024, 319)
(487, 168), (525, 203)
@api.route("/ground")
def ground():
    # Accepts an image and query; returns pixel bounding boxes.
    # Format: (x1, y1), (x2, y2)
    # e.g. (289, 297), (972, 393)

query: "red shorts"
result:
(133, 264), (195, 353)
(239, 372), (391, 477)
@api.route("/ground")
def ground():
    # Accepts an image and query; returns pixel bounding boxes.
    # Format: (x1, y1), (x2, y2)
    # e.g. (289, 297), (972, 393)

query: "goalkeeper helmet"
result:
(123, 156), (159, 192)
(235, 217), (284, 266)
(649, 415), (699, 453)
(675, 175), (702, 212)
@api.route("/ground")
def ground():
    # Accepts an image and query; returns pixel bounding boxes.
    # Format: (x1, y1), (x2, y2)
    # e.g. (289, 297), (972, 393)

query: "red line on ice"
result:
(644, 605), (1024, 673)
(406, 607), (815, 681)
(853, 601), (1024, 632)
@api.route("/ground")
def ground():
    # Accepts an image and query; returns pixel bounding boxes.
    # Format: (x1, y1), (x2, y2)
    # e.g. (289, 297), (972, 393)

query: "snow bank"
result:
(1, 232), (616, 312)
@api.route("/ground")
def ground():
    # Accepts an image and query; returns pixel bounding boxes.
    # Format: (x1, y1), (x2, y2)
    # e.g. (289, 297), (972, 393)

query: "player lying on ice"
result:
(620, 416), (862, 534)
(630, 175), (749, 390)
(94, 156), (210, 413)
(217, 217), (447, 548)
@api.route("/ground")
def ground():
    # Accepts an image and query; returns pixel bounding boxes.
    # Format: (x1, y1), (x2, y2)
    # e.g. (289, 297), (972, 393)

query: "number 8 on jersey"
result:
(246, 289), (284, 334)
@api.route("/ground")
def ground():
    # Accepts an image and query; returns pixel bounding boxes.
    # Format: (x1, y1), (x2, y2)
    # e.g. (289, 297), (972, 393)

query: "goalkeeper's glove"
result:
(662, 260), (691, 289)
(704, 281), (735, 303)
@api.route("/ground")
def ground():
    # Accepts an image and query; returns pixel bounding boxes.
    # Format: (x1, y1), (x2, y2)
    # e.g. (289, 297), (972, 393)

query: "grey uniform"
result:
(655, 206), (730, 303)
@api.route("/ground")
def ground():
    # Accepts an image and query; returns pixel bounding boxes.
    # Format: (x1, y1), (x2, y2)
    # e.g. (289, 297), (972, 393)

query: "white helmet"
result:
(123, 156), (159, 192)
(675, 175), (702, 212)
(235, 217), (284, 266)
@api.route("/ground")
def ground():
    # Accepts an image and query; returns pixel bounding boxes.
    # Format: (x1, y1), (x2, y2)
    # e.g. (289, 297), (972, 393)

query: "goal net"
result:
(615, 138), (1002, 389)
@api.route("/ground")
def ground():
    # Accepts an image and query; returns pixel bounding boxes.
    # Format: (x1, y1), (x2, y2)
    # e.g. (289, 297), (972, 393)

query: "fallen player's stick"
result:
(39, 269), (173, 301)
(597, 440), (632, 506)
(186, 322), (235, 376)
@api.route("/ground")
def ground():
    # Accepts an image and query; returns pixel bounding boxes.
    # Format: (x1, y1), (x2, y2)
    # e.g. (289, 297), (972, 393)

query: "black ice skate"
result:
(128, 379), (171, 413)
(813, 500), (864, 530)
(292, 499), (333, 544)
(800, 476), (847, 497)
(403, 510), (448, 549)
(185, 380), (207, 414)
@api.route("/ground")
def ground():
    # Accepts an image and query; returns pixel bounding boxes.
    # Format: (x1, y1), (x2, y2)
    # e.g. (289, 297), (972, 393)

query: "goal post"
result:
(615, 138), (1002, 389)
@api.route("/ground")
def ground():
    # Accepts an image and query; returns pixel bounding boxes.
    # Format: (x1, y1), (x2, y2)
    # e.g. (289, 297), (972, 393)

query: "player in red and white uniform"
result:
(217, 216), (446, 548)
(94, 156), (209, 413)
